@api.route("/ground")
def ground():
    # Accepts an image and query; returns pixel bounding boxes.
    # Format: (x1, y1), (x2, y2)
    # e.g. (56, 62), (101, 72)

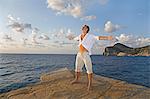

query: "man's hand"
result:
(107, 36), (113, 40)
(66, 34), (75, 40)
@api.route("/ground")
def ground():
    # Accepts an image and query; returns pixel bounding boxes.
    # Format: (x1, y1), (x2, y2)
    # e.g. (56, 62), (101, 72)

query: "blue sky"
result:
(0, 0), (149, 54)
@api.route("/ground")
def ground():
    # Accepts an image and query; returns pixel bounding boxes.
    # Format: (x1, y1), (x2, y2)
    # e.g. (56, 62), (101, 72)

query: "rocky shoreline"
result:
(0, 68), (149, 99)
(103, 43), (150, 56)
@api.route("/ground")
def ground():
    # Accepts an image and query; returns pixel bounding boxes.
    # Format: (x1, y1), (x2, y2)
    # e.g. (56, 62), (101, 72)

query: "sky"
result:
(0, 0), (149, 54)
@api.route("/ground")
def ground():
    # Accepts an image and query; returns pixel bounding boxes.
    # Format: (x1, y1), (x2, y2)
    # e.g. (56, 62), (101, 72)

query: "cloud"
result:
(38, 34), (50, 40)
(31, 28), (40, 44)
(7, 15), (49, 46)
(53, 40), (74, 46)
(47, 0), (96, 21)
(50, 28), (74, 39)
(7, 14), (17, 22)
(81, 15), (96, 21)
(48, 28), (78, 47)
(66, 28), (76, 38)
(29, 28), (50, 45)
(136, 37), (150, 47)
(8, 22), (32, 33)
(0, 28), (77, 52)
(21, 38), (28, 45)
(33, 27), (40, 32)
(115, 34), (150, 47)
(104, 21), (122, 33)
(7, 15), (32, 32)
(116, 34), (132, 43)
(47, 0), (83, 18)
(2, 35), (13, 41)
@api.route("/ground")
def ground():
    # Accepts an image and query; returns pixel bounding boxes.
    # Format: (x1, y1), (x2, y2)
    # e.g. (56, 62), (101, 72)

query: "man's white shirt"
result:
(73, 33), (99, 55)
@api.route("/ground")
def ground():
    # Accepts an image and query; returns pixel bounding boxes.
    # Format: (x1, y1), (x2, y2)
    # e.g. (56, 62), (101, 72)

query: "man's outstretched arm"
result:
(97, 36), (113, 40)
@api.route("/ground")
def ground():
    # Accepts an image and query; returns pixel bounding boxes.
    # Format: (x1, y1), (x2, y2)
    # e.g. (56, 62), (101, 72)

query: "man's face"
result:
(82, 26), (88, 34)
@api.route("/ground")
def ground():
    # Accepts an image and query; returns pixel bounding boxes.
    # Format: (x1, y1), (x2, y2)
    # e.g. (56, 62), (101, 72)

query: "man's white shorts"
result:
(75, 51), (93, 74)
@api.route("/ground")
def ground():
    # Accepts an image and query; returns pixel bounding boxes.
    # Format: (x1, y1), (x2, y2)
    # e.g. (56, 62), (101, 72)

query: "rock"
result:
(117, 52), (128, 56)
(40, 67), (73, 82)
(0, 68), (149, 99)
(103, 43), (150, 56)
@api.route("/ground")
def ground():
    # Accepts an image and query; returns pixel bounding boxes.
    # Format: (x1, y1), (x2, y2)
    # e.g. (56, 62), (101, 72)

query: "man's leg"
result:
(71, 52), (84, 84)
(83, 52), (93, 91)
(71, 72), (80, 84)
(87, 73), (92, 91)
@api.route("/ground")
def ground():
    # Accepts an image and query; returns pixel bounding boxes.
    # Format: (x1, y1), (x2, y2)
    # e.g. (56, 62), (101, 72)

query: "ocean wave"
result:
(0, 61), (18, 65)
(0, 67), (7, 69)
(0, 72), (15, 77)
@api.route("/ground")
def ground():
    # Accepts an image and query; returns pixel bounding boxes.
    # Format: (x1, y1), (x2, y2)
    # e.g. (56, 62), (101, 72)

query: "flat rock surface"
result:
(0, 68), (149, 99)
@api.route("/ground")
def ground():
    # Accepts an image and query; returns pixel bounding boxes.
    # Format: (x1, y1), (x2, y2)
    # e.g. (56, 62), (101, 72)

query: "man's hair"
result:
(82, 25), (90, 33)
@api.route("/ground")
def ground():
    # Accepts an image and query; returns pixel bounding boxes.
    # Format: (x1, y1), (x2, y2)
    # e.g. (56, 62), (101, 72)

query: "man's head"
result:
(82, 25), (90, 34)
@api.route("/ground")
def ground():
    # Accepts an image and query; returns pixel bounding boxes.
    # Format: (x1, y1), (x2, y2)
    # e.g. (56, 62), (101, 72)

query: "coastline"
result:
(0, 68), (149, 99)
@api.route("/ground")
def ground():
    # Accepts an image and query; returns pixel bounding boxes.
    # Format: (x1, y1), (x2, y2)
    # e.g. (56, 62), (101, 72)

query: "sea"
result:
(0, 54), (150, 93)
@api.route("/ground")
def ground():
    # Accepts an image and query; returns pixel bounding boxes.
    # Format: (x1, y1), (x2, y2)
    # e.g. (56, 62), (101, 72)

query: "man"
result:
(67, 25), (113, 91)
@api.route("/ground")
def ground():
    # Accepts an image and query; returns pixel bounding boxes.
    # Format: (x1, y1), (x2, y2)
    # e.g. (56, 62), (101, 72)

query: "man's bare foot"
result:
(87, 84), (92, 91)
(87, 86), (91, 91)
(71, 79), (79, 84)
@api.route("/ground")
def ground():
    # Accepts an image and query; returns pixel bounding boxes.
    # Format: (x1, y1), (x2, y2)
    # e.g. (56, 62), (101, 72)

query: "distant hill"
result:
(103, 43), (150, 56)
